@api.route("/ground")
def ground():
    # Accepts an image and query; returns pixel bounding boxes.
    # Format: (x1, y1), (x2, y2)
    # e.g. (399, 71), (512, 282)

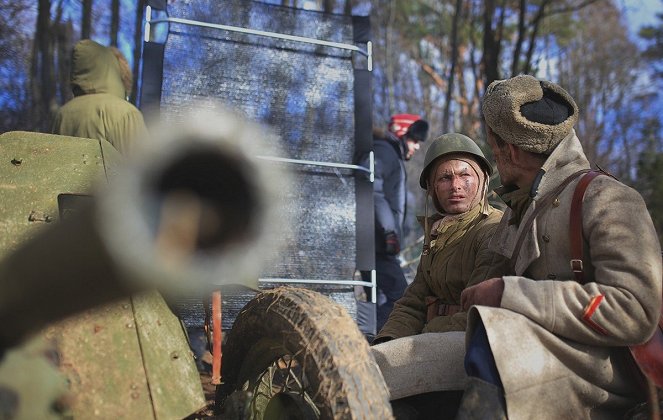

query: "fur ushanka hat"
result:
(482, 75), (579, 155)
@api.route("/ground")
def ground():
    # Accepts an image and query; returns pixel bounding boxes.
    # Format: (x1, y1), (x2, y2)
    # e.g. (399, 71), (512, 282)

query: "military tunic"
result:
(376, 206), (507, 340)
(469, 131), (663, 419)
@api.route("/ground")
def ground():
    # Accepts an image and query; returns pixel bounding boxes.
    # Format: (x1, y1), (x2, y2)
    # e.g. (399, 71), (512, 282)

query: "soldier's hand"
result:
(384, 231), (400, 255)
(460, 277), (504, 311)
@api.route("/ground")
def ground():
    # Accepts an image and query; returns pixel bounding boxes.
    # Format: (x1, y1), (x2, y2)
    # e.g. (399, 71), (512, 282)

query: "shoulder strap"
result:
(569, 170), (609, 284)
(570, 171), (663, 390)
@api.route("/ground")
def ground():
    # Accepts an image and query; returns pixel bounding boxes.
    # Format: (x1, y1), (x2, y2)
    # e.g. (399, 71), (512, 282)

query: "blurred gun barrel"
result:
(0, 105), (287, 349)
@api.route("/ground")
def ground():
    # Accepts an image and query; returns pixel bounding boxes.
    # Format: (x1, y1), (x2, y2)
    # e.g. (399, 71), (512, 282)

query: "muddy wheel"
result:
(218, 287), (392, 419)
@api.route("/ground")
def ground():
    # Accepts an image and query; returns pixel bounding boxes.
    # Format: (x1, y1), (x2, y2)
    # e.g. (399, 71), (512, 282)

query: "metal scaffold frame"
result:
(144, 5), (377, 303)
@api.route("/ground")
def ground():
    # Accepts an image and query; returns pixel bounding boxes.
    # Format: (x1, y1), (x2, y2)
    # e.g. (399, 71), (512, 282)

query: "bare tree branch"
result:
(544, 0), (605, 18)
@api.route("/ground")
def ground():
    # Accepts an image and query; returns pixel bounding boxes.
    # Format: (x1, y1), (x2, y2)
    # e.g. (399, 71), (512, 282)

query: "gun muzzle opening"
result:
(151, 147), (259, 259)
(97, 105), (288, 291)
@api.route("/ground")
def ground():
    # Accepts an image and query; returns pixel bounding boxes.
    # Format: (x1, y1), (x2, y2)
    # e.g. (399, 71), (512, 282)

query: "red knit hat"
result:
(389, 113), (429, 141)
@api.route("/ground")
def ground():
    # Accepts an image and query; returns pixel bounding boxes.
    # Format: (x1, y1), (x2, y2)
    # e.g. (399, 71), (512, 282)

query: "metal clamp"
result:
(570, 259), (583, 273)
(259, 270), (377, 304)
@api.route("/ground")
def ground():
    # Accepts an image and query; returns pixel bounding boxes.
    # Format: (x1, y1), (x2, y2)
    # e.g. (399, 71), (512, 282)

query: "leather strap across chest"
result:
(569, 170), (663, 390)
(569, 170), (606, 283)
(509, 169), (590, 272)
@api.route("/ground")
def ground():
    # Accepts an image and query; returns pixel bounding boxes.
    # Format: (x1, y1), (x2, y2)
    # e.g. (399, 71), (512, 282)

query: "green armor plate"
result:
(0, 131), (205, 419)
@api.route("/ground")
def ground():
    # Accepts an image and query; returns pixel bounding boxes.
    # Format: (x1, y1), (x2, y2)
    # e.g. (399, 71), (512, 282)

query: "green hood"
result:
(70, 39), (125, 99)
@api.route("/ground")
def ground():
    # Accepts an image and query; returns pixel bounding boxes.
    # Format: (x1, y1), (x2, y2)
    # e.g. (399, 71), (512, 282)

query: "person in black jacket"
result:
(362, 113), (429, 334)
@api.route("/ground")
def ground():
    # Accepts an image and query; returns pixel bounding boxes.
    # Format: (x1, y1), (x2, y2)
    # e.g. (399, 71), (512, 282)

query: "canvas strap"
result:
(569, 170), (663, 390)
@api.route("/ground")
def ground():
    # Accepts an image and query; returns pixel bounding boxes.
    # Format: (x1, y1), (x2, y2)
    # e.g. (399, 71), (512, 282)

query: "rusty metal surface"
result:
(132, 291), (206, 418)
(43, 299), (155, 419)
(0, 131), (205, 418)
(42, 292), (206, 419)
(0, 131), (121, 260)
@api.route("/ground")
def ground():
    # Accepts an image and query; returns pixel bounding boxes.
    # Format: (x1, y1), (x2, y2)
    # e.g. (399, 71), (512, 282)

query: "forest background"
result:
(2, 0), (663, 275)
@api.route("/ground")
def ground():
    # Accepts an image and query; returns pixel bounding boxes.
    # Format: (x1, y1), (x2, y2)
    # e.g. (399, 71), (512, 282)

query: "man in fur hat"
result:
(457, 74), (662, 418)
(363, 114), (429, 334)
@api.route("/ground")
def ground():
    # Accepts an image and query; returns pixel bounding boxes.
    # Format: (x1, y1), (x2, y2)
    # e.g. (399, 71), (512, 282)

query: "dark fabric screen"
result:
(142, 1), (372, 327)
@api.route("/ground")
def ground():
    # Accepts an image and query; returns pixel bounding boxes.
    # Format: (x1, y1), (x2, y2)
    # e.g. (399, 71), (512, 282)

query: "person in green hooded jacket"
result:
(52, 39), (147, 156)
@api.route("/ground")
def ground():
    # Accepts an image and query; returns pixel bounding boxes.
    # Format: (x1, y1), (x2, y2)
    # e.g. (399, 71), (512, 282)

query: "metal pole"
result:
(147, 15), (369, 57)
(255, 155), (371, 174)
(371, 270), (377, 303)
(259, 278), (374, 288)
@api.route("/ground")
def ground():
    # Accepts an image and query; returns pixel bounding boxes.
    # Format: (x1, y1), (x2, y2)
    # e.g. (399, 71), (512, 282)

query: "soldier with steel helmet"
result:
(371, 133), (510, 417)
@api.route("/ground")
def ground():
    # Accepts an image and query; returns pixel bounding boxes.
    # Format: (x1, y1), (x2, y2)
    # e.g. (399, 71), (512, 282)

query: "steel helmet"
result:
(419, 133), (493, 189)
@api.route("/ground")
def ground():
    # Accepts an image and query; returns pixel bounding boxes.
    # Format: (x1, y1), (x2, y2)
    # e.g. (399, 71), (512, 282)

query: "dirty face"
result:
(404, 138), (420, 161)
(432, 159), (482, 214)
(486, 128), (515, 187)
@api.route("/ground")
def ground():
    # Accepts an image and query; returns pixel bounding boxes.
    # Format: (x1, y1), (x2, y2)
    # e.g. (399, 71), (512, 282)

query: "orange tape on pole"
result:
(211, 290), (222, 385)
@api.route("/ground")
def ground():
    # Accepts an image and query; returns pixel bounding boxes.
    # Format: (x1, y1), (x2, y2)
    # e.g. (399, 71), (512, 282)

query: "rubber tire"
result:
(219, 287), (392, 419)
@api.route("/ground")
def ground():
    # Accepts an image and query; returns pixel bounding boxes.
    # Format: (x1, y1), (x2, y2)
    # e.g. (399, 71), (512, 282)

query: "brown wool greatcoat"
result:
(469, 131), (663, 419)
(376, 206), (508, 341)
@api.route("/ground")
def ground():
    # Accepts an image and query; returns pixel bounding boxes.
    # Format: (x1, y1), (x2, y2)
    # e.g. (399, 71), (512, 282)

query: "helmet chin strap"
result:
(481, 176), (490, 214)
(423, 188), (431, 255)
(461, 158), (487, 214)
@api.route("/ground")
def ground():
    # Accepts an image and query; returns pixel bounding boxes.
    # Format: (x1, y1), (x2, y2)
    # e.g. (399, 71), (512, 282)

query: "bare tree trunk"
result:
(53, 0), (64, 105)
(511, 0), (526, 76)
(111, 0), (120, 46)
(53, 1), (72, 106)
(82, 0), (92, 39)
(467, 1), (483, 103)
(481, 0), (500, 86)
(31, 0), (54, 132)
(443, 0), (463, 132)
(386, 0), (396, 116)
(323, 0), (334, 13)
(468, 0), (488, 147)
(522, 0), (550, 75)
(456, 45), (473, 136)
(344, 0), (352, 15)
(57, 22), (73, 104)
(131, 0), (145, 104)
